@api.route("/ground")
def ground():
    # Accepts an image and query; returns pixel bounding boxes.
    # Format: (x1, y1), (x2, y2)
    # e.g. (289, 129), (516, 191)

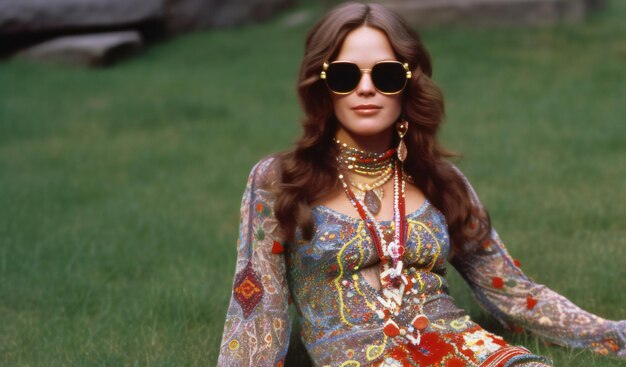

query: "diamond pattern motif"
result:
(233, 260), (264, 318)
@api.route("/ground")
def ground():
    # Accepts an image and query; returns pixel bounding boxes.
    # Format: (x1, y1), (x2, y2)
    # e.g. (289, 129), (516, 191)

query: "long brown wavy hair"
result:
(273, 2), (491, 250)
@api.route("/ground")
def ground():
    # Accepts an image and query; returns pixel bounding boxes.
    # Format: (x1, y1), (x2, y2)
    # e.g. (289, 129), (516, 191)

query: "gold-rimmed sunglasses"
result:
(320, 60), (412, 95)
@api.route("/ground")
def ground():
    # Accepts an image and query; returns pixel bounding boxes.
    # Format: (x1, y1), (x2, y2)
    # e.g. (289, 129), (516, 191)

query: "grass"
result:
(1, 1), (625, 366)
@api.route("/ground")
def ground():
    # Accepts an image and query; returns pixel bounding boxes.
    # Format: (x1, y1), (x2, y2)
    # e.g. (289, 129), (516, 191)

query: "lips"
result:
(352, 104), (382, 110)
(351, 104), (382, 115)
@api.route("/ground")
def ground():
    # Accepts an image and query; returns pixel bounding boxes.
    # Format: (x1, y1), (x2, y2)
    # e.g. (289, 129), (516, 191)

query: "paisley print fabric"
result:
(217, 157), (625, 367)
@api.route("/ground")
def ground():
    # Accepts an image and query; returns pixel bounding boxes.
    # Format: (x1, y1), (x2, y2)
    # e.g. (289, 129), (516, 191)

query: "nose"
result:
(356, 71), (376, 97)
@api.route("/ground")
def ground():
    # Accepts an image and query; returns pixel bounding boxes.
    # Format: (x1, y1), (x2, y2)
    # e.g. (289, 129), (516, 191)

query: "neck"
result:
(335, 127), (394, 153)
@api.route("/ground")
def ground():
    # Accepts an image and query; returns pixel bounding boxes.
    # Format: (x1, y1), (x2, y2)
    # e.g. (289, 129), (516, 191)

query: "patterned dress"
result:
(217, 157), (625, 367)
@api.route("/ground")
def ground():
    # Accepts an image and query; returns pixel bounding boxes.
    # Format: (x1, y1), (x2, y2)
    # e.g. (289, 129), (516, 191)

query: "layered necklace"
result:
(336, 140), (428, 345)
(335, 138), (395, 214)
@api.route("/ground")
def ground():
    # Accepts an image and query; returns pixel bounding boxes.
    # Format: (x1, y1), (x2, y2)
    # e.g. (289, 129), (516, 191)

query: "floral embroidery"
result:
(462, 329), (504, 361)
(444, 356), (465, 367)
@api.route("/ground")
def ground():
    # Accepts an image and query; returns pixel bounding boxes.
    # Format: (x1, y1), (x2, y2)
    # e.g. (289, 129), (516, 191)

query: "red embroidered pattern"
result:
(478, 346), (532, 367)
(526, 295), (538, 310)
(271, 241), (284, 254)
(492, 277), (504, 289)
(233, 260), (264, 318)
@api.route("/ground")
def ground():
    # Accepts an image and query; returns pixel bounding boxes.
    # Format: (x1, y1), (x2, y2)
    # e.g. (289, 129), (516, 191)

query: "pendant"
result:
(383, 319), (401, 337)
(364, 190), (381, 214)
(383, 286), (405, 307)
(397, 139), (407, 162)
(411, 314), (430, 331)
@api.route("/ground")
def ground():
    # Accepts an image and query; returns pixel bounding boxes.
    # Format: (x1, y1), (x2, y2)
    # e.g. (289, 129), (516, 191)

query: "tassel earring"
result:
(396, 118), (409, 162)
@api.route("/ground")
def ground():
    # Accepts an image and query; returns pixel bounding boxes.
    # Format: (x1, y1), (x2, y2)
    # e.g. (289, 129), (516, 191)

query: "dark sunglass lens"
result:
(372, 62), (406, 93)
(326, 63), (361, 93)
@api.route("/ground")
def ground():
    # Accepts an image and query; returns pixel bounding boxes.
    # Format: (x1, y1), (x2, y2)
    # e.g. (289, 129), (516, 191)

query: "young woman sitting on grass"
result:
(217, 3), (625, 366)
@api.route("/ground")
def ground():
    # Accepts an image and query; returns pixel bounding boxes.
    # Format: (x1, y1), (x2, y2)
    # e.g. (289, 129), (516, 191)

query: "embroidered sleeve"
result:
(448, 166), (625, 358)
(217, 157), (291, 367)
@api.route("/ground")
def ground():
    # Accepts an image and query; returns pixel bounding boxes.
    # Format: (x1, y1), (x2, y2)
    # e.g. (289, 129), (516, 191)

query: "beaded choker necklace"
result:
(338, 160), (428, 345)
(335, 138), (395, 214)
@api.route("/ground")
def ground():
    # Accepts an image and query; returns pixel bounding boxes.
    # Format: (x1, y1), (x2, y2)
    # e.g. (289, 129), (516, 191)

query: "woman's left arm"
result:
(449, 166), (625, 357)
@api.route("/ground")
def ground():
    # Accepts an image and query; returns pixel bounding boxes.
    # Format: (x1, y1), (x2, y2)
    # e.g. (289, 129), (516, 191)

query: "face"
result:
(330, 26), (403, 146)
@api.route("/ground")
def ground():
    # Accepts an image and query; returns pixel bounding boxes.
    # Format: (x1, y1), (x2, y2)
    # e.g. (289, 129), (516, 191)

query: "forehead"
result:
(335, 26), (397, 66)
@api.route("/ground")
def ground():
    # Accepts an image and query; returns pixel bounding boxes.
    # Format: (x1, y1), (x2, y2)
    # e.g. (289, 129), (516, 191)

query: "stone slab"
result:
(380, 0), (586, 27)
(0, 0), (163, 34)
(163, 0), (295, 33)
(14, 31), (143, 67)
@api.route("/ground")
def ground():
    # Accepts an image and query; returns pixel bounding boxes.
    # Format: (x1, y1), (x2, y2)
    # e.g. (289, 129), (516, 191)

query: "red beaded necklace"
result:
(338, 159), (429, 344)
(338, 159), (406, 266)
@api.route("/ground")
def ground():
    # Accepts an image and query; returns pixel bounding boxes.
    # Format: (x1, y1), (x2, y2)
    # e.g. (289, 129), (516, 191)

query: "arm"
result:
(448, 166), (625, 357)
(217, 157), (291, 367)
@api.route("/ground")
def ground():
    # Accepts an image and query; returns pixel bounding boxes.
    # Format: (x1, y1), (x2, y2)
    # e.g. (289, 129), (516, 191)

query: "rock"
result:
(585, 0), (606, 11)
(0, 0), (296, 56)
(14, 31), (143, 67)
(281, 9), (312, 28)
(163, 0), (295, 33)
(0, 0), (163, 34)
(380, 0), (587, 27)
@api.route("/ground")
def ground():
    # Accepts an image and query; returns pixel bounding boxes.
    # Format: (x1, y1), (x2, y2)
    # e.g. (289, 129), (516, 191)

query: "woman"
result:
(217, 3), (624, 366)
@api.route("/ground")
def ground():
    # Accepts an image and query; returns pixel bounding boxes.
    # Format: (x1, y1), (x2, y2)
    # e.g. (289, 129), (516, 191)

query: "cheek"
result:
(331, 96), (350, 119)
(382, 96), (402, 121)
(388, 96), (402, 115)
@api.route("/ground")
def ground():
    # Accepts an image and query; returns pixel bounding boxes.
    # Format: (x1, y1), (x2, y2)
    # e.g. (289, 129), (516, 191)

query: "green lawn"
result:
(1, 1), (625, 366)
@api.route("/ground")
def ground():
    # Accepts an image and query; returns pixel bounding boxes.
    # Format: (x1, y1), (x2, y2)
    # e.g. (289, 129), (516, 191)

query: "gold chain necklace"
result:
(335, 138), (395, 214)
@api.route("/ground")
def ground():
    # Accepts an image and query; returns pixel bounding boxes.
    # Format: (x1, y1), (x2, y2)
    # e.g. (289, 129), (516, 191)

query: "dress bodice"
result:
(285, 201), (478, 366)
(217, 157), (625, 367)
(287, 201), (462, 366)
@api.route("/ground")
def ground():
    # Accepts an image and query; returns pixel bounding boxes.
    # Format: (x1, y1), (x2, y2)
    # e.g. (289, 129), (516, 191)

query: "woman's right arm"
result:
(217, 157), (291, 367)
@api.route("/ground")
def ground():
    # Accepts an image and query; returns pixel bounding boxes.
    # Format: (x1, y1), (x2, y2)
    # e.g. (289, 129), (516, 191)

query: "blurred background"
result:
(0, 0), (624, 366)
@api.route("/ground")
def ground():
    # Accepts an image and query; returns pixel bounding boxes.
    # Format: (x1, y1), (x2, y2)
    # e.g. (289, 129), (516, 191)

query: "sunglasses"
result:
(320, 60), (412, 95)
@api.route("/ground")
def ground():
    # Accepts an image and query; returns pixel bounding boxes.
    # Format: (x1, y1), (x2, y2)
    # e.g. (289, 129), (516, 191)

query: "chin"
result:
(344, 122), (395, 137)
(353, 128), (392, 137)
